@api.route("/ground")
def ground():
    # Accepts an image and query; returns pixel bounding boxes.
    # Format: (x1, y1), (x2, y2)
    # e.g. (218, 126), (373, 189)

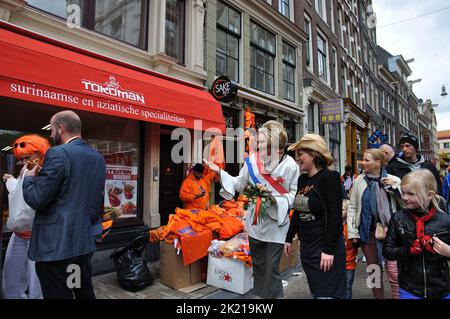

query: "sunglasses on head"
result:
(14, 142), (26, 149)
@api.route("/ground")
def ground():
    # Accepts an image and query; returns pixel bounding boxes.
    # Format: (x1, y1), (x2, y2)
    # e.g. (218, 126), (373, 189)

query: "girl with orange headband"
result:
(2, 134), (50, 299)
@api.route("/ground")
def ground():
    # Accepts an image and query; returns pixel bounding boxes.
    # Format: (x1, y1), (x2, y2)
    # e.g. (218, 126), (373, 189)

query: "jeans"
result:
(399, 288), (450, 299)
(342, 269), (356, 299)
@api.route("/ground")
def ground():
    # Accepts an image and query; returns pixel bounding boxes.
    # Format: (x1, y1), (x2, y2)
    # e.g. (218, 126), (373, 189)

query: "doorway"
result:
(159, 133), (184, 226)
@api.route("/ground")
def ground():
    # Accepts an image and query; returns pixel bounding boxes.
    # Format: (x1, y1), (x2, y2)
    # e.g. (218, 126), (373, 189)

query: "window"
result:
(444, 142), (450, 149)
(282, 42), (296, 102)
(315, 0), (326, 23)
(330, 0), (335, 34)
(307, 101), (315, 133)
(28, 0), (149, 49)
(0, 101), (143, 232)
(216, 1), (240, 82)
(284, 120), (296, 143)
(337, 7), (343, 44)
(279, 0), (291, 19)
(165, 0), (185, 62)
(333, 47), (338, 93)
(250, 22), (276, 94)
(329, 123), (341, 169)
(317, 32), (328, 82)
(304, 15), (313, 69)
(341, 64), (347, 96)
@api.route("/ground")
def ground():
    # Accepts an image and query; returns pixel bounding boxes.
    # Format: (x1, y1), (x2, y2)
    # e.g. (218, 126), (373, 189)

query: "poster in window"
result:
(104, 165), (137, 219)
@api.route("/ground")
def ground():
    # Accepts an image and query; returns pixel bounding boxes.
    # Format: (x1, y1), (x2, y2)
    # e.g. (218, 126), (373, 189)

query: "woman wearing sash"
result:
(284, 134), (346, 299)
(204, 120), (299, 299)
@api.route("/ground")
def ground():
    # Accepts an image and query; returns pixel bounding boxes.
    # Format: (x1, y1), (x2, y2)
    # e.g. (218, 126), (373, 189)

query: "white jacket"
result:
(347, 173), (401, 240)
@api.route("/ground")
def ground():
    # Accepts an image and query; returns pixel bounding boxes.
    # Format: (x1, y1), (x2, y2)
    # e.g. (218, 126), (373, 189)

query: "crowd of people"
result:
(2, 114), (450, 299)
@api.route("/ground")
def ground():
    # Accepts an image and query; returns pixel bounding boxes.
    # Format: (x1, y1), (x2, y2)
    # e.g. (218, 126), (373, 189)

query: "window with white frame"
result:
(216, 1), (240, 82)
(282, 42), (296, 102)
(165, 0), (185, 62)
(337, 7), (343, 44)
(279, 0), (292, 20)
(315, 0), (327, 23)
(304, 15), (313, 69)
(330, 0), (335, 34)
(250, 22), (276, 94)
(317, 31), (329, 83)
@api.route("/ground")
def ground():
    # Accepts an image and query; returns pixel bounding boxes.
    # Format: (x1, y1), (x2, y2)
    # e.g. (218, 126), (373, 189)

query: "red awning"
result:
(0, 23), (225, 132)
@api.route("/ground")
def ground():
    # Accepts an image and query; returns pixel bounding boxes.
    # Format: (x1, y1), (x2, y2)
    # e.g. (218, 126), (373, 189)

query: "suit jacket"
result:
(23, 139), (106, 262)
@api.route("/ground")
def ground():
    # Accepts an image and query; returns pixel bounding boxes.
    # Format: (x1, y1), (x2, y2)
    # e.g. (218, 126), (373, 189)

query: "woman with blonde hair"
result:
(204, 120), (299, 299)
(383, 169), (450, 299)
(2, 134), (50, 299)
(347, 148), (401, 299)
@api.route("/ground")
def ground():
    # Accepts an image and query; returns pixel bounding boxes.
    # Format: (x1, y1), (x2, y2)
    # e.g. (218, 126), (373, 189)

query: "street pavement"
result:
(93, 257), (392, 299)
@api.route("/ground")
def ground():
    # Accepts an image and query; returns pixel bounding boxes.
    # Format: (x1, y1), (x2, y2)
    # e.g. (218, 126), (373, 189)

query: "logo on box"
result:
(214, 268), (233, 283)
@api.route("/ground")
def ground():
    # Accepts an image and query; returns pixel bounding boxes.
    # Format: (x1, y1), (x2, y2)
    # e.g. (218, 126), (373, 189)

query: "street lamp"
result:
(441, 84), (448, 97)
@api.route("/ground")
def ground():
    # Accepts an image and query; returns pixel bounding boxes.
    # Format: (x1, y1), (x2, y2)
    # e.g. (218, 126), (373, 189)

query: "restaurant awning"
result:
(0, 22), (225, 132)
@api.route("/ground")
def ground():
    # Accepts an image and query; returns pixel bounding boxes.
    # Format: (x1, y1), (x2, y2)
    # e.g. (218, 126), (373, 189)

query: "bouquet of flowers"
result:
(243, 182), (272, 225)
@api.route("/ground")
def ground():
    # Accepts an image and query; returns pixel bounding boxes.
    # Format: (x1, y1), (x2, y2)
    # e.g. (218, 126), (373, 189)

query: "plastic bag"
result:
(111, 232), (153, 292)
(6, 174), (35, 232)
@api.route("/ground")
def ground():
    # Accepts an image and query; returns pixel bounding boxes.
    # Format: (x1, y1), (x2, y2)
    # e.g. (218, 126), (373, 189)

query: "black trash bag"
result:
(110, 231), (153, 292)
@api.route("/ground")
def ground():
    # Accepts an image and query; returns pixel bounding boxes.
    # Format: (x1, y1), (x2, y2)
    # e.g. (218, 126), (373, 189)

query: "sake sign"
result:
(320, 99), (344, 124)
(210, 76), (238, 103)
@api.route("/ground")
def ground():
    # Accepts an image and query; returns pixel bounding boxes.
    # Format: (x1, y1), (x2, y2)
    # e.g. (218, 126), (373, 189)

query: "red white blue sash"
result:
(245, 152), (288, 195)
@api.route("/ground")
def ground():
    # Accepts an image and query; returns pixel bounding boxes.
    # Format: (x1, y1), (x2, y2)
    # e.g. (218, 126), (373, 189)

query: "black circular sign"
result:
(210, 76), (238, 103)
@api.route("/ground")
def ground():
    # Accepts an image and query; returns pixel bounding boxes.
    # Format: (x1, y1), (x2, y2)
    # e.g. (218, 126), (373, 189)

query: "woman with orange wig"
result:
(2, 134), (50, 299)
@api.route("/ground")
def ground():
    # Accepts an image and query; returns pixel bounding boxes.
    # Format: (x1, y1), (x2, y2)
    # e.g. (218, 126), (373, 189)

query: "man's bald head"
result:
(379, 144), (396, 163)
(51, 110), (81, 135)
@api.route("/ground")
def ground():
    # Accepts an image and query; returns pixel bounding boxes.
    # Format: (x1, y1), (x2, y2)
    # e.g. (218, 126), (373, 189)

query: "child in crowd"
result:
(342, 199), (358, 299)
(383, 169), (450, 299)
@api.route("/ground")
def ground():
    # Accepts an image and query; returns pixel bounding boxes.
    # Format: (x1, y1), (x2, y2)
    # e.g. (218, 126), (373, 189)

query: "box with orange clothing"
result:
(159, 241), (202, 290)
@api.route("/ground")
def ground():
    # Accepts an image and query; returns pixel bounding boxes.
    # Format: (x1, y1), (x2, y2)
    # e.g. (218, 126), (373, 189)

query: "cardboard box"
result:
(159, 241), (202, 290)
(279, 236), (299, 273)
(207, 256), (253, 294)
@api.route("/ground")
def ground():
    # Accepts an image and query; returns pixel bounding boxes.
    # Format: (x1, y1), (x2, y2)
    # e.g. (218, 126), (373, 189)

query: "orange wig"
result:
(12, 134), (51, 165)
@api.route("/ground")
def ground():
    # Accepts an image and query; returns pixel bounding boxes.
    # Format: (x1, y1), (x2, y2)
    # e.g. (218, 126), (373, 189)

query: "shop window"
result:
(0, 100), (143, 233)
(284, 120), (296, 144)
(216, 1), (241, 82)
(250, 22), (275, 95)
(27, 0), (149, 49)
(282, 42), (296, 102)
(165, 0), (185, 63)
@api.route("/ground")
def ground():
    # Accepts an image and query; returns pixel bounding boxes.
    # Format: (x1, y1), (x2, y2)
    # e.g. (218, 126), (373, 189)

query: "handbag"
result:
(375, 222), (387, 240)
(6, 175), (36, 232)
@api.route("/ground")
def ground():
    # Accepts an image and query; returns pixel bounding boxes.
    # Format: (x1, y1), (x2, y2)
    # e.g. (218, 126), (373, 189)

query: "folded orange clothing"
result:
(180, 230), (213, 266)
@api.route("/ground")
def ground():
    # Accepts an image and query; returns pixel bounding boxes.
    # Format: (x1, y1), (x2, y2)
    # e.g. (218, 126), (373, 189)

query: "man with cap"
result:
(388, 133), (442, 195)
(179, 163), (216, 210)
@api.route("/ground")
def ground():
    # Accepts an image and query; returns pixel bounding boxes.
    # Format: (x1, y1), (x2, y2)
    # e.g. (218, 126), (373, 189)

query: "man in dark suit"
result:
(22, 110), (106, 299)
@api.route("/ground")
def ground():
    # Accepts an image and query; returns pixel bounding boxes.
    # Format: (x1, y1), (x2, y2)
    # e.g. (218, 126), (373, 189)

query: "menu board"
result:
(104, 165), (137, 219)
